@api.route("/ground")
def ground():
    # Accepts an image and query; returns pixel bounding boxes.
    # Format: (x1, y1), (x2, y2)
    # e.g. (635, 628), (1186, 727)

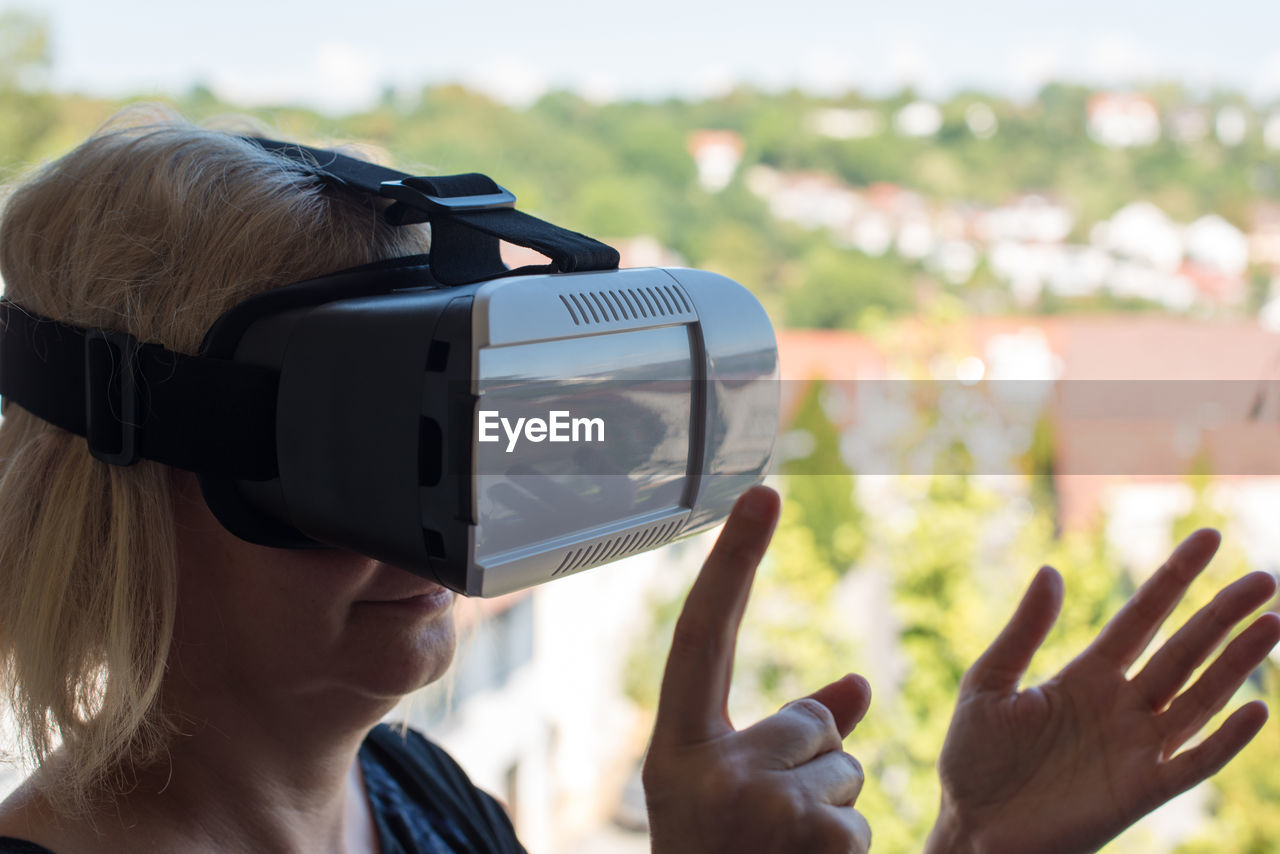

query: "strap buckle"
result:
(379, 179), (515, 215)
(84, 328), (141, 466)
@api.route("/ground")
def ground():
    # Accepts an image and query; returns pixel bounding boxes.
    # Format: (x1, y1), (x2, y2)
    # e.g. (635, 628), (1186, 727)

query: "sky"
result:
(9, 0), (1280, 113)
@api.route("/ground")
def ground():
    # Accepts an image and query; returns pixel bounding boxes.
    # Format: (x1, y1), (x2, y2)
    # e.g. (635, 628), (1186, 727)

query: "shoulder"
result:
(362, 724), (525, 854)
(364, 724), (465, 778)
(363, 723), (484, 802)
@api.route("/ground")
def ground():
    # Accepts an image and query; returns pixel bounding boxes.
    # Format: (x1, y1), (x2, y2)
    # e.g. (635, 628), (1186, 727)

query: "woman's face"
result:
(166, 472), (457, 716)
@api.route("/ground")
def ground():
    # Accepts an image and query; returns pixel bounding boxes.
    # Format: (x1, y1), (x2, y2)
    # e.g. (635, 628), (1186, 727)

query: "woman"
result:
(0, 112), (1273, 853)
(0, 111), (873, 853)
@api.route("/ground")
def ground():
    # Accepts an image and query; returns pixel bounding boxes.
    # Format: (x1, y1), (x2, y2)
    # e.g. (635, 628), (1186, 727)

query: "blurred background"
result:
(3, 1), (1280, 851)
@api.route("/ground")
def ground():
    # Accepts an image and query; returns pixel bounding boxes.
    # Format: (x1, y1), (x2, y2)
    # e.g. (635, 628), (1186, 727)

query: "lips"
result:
(357, 584), (456, 613)
(357, 563), (456, 605)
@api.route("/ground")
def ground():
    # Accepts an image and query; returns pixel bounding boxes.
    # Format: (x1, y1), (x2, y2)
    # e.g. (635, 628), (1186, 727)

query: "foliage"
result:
(781, 379), (862, 570)
(782, 244), (917, 330)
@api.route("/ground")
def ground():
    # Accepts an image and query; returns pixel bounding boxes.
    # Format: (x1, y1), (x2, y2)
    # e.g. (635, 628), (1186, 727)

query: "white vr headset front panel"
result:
(465, 268), (778, 597)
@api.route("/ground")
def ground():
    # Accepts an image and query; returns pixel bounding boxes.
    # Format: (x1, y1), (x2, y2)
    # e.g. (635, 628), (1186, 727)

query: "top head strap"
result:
(247, 138), (620, 286)
(0, 137), (623, 476)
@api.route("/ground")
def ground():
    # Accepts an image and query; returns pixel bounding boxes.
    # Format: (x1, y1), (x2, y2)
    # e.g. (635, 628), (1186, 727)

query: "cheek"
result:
(170, 473), (457, 695)
(171, 478), (374, 676)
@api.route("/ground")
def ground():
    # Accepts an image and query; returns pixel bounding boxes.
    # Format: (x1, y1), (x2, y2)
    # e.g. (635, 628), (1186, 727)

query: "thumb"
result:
(963, 565), (1064, 696)
(807, 673), (872, 739)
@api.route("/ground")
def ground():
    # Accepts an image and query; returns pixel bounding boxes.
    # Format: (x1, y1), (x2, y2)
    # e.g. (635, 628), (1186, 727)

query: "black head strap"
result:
(0, 302), (279, 477)
(248, 138), (620, 286)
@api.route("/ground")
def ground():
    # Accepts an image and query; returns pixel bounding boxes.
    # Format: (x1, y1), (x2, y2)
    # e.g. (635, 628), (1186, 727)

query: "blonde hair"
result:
(0, 107), (430, 813)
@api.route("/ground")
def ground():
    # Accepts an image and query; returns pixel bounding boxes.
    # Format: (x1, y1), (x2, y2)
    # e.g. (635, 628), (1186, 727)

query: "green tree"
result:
(782, 379), (862, 571)
(783, 244), (917, 329)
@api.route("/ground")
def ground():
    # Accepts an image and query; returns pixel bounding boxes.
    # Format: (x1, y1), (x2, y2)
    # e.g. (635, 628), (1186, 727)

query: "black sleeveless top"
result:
(0, 724), (525, 854)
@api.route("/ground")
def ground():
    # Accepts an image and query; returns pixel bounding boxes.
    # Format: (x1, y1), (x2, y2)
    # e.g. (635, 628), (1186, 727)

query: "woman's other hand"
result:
(643, 486), (873, 854)
(927, 529), (1280, 854)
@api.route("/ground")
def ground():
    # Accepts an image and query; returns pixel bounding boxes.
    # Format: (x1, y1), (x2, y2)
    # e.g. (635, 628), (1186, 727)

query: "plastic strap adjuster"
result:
(379, 178), (516, 212)
(84, 328), (141, 466)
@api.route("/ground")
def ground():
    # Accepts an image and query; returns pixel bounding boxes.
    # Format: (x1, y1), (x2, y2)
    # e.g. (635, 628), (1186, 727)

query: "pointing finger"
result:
(651, 486), (781, 748)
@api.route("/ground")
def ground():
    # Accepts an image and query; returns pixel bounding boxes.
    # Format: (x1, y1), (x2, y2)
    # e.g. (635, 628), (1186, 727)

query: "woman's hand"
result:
(926, 528), (1280, 854)
(643, 486), (873, 854)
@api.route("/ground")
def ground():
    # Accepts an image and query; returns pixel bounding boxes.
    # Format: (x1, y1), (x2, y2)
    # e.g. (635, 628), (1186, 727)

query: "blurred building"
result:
(807, 107), (884, 140)
(1087, 93), (1161, 148)
(1266, 112), (1280, 152)
(686, 130), (744, 193)
(1216, 106), (1250, 147)
(1168, 107), (1212, 145)
(895, 101), (943, 138)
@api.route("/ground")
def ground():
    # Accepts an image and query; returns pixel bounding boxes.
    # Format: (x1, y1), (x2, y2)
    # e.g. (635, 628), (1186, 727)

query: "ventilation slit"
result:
(649, 286), (676, 315)
(604, 290), (629, 320)
(571, 548), (590, 570)
(621, 288), (646, 318)
(559, 295), (581, 325)
(583, 539), (611, 567)
(600, 534), (628, 562)
(572, 293), (600, 324)
(590, 540), (614, 565)
(636, 525), (661, 551)
(579, 541), (608, 570)
(611, 532), (638, 559)
(637, 288), (661, 316)
(555, 551), (576, 574)
(665, 285), (692, 313)
(589, 292), (617, 322)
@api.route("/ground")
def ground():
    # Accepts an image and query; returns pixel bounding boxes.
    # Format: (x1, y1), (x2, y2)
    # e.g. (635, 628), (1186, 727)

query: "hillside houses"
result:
(747, 164), (1273, 315)
(1086, 94), (1279, 150)
(1088, 93), (1161, 148)
(794, 93), (1280, 151)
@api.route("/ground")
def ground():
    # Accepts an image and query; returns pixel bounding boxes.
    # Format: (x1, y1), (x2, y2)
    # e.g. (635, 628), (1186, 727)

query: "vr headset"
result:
(0, 139), (778, 597)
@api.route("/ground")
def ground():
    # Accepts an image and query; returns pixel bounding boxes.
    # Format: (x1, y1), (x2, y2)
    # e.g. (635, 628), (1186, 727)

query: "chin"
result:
(342, 610), (460, 699)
